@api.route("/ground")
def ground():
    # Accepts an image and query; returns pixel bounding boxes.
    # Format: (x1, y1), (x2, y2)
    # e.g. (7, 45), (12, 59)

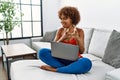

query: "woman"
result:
(39, 6), (92, 74)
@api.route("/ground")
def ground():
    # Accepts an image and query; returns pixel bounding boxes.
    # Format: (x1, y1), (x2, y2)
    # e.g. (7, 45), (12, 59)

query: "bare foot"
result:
(40, 65), (57, 72)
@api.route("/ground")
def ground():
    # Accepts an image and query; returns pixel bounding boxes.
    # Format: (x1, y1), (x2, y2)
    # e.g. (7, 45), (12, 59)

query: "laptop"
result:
(51, 42), (79, 61)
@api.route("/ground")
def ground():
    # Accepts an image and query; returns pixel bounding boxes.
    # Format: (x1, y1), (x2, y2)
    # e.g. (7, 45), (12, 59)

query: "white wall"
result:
(42, 0), (61, 34)
(60, 0), (120, 30)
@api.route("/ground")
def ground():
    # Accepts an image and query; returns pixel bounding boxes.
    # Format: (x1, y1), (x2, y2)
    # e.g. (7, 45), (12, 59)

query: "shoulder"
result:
(76, 27), (84, 33)
(55, 27), (64, 36)
(76, 27), (84, 37)
(57, 27), (64, 33)
(58, 27), (64, 31)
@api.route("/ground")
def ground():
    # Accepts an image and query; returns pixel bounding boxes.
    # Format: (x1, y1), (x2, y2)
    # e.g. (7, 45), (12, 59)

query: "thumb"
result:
(75, 30), (78, 34)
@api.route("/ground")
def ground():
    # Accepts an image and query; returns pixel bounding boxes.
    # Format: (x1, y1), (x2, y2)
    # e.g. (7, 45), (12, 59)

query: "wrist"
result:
(57, 38), (64, 42)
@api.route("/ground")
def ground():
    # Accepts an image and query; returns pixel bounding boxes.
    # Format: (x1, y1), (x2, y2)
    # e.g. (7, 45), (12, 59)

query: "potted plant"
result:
(0, 0), (23, 45)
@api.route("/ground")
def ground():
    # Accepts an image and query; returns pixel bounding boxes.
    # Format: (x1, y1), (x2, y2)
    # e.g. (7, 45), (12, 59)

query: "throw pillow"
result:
(40, 30), (57, 42)
(102, 30), (120, 68)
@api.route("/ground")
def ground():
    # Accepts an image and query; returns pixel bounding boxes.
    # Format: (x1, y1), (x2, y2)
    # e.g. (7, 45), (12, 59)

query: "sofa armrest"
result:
(105, 68), (120, 80)
(31, 37), (43, 42)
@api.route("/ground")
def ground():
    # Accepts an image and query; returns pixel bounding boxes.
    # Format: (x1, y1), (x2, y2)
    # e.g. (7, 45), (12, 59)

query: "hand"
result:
(59, 28), (70, 40)
(72, 30), (80, 40)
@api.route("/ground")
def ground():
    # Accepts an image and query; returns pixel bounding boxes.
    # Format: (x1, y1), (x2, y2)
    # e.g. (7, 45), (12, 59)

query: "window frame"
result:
(0, 0), (43, 41)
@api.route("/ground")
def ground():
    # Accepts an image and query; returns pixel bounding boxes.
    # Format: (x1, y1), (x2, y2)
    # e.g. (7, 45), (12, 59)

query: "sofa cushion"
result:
(32, 42), (51, 58)
(102, 30), (120, 68)
(82, 27), (94, 53)
(32, 42), (51, 52)
(77, 60), (114, 80)
(105, 68), (120, 80)
(40, 30), (57, 42)
(31, 37), (43, 42)
(10, 59), (115, 80)
(10, 60), (79, 80)
(82, 54), (101, 61)
(88, 29), (112, 58)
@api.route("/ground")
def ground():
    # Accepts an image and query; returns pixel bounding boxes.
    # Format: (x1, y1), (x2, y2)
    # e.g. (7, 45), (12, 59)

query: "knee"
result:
(79, 58), (92, 73)
(84, 58), (92, 70)
(38, 48), (51, 59)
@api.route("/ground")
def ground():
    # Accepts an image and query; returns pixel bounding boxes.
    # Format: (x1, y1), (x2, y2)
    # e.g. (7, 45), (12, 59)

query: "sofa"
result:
(10, 27), (120, 80)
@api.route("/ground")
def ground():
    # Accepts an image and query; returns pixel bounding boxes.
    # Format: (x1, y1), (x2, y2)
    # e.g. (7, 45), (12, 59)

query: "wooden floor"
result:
(0, 59), (8, 80)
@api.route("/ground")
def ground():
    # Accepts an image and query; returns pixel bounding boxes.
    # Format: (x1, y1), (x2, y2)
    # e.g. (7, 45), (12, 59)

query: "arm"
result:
(54, 28), (62, 42)
(72, 28), (85, 54)
(54, 28), (68, 42)
(78, 29), (85, 54)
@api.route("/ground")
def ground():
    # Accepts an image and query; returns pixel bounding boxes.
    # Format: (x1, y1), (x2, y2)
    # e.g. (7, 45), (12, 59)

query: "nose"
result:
(61, 19), (63, 23)
(61, 18), (65, 22)
(61, 21), (64, 24)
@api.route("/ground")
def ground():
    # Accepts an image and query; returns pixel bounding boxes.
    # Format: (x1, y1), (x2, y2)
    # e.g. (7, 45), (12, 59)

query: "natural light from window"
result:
(0, 0), (42, 39)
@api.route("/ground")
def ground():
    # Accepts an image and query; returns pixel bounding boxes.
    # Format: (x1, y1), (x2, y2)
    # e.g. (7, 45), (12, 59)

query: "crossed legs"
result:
(39, 48), (92, 74)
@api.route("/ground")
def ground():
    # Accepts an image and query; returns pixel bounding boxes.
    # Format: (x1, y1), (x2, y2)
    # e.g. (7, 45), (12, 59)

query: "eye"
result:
(60, 17), (66, 20)
(63, 17), (67, 20)
(60, 15), (68, 20)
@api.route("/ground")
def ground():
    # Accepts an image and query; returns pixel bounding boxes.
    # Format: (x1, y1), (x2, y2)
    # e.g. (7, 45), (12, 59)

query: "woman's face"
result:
(60, 14), (72, 28)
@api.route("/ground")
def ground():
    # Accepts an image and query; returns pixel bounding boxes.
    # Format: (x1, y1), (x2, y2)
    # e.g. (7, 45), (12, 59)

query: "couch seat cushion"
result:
(77, 60), (115, 80)
(105, 68), (120, 80)
(10, 60), (77, 80)
(10, 59), (115, 80)
(82, 54), (101, 61)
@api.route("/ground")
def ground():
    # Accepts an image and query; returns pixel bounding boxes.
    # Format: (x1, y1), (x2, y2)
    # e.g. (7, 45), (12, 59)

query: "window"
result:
(0, 0), (43, 40)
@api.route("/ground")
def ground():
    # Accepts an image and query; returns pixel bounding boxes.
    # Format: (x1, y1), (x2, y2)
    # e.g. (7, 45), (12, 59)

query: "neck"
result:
(68, 25), (74, 31)
(67, 25), (76, 34)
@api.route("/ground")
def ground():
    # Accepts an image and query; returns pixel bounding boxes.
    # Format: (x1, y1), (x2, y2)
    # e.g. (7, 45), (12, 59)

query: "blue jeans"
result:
(39, 48), (92, 74)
